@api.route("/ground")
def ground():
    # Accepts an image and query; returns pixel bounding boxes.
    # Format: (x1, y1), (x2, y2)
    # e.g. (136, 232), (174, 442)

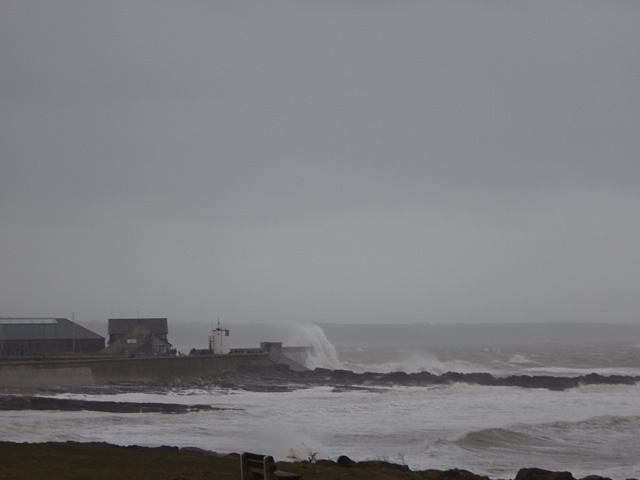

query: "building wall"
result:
(108, 318), (168, 342)
(0, 353), (275, 387)
(103, 324), (172, 357)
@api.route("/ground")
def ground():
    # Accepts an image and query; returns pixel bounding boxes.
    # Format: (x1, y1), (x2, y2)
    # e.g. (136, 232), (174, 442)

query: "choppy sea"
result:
(2, 325), (640, 479)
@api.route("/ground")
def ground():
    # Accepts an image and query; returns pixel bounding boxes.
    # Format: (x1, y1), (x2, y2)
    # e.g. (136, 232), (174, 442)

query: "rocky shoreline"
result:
(286, 367), (640, 391)
(55, 365), (640, 394)
(1, 366), (638, 413)
(1, 368), (638, 479)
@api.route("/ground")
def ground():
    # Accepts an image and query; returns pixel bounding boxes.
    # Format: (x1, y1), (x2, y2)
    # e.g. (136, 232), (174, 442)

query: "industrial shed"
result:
(107, 318), (173, 356)
(0, 317), (105, 357)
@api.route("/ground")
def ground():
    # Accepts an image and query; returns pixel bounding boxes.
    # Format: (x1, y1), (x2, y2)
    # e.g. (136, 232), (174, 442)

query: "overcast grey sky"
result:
(1, 1), (639, 327)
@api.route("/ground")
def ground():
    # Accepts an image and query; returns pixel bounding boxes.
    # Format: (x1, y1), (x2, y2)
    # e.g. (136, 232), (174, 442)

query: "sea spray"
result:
(285, 324), (343, 370)
(338, 345), (452, 374)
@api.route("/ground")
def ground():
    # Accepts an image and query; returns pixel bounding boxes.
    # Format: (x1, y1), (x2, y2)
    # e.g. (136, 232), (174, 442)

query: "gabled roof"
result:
(108, 318), (168, 336)
(0, 318), (104, 341)
(104, 324), (171, 353)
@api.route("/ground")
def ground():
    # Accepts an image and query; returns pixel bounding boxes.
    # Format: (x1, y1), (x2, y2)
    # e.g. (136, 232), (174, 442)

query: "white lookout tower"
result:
(209, 320), (230, 354)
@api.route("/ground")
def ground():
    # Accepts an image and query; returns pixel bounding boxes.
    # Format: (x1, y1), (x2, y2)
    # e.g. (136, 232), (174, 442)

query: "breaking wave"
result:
(444, 414), (640, 460)
(452, 427), (560, 451)
(286, 324), (343, 370)
(425, 414), (640, 479)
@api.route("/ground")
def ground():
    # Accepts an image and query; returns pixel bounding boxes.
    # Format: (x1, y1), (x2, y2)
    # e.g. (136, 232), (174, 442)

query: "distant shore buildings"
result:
(105, 317), (174, 356)
(0, 317), (311, 373)
(0, 316), (175, 357)
(0, 317), (104, 356)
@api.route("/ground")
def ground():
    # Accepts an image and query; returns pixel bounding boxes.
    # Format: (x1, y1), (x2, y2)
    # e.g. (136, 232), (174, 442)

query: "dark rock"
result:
(0, 395), (227, 414)
(386, 371), (410, 381)
(152, 445), (179, 452)
(443, 468), (490, 480)
(421, 468), (490, 480)
(336, 455), (356, 468)
(515, 467), (575, 480)
(357, 460), (410, 472)
(581, 476), (612, 480)
(179, 446), (221, 456)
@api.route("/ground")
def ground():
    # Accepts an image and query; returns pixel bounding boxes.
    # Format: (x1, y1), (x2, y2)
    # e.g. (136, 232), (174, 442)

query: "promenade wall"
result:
(0, 354), (274, 387)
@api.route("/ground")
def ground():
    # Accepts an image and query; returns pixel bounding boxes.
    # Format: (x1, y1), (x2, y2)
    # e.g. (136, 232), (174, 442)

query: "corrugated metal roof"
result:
(0, 318), (58, 325)
(0, 318), (104, 341)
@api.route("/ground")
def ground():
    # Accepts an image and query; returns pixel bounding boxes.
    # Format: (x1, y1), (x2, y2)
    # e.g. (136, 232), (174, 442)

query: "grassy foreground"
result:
(0, 442), (488, 480)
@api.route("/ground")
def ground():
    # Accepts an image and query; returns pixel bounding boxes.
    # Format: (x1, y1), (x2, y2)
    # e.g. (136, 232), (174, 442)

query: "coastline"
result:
(2, 364), (639, 479)
(2, 357), (639, 392)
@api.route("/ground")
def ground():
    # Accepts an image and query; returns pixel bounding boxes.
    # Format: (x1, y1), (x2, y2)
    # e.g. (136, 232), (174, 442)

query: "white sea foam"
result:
(507, 353), (543, 366)
(521, 365), (640, 376)
(341, 352), (449, 374)
(337, 345), (491, 374)
(4, 382), (640, 479)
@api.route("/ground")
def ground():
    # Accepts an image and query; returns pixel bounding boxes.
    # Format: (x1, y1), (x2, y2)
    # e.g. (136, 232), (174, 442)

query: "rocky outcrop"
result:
(302, 368), (639, 391)
(2, 354), (638, 392)
(336, 455), (357, 468)
(515, 468), (575, 480)
(0, 395), (234, 413)
(513, 468), (628, 480)
(25, 365), (636, 394)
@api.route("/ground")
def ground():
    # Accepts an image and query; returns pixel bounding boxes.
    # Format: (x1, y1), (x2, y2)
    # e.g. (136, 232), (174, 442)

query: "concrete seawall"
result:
(0, 354), (275, 388)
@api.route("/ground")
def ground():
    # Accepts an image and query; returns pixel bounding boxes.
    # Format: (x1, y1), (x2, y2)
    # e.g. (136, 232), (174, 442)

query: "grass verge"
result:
(0, 441), (490, 480)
